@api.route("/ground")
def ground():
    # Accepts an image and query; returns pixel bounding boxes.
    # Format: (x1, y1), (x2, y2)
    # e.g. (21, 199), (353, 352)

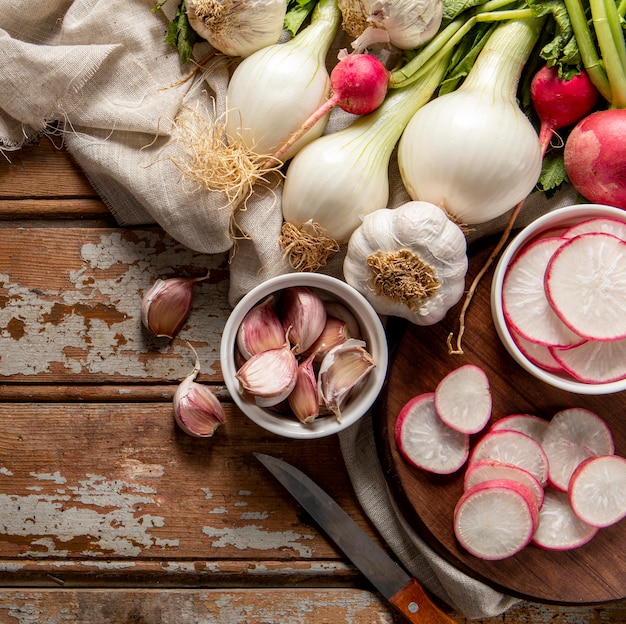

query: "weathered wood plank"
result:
(0, 228), (229, 384)
(0, 402), (380, 564)
(0, 199), (112, 222)
(0, 139), (95, 199)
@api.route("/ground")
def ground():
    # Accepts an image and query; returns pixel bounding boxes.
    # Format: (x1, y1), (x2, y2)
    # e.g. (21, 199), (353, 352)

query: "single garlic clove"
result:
(235, 339), (298, 407)
(302, 316), (351, 363)
(236, 295), (285, 359)
(318, 338), (375, 422)
(174, 376), (227, 437)
(174, 343), (226, 437)
(288, 354), (319, 424)
(141, 277), (195, 339)
(279, 286), (327, 354)
(322, 300), (361, 340)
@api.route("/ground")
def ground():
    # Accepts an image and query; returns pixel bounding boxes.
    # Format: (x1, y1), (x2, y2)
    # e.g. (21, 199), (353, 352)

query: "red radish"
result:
(549, 337), (626, 384)
(544, 232), (626, 341)
(530, 66), (599, 155)
(502, 237), (584, 348)
(434, 365), (492, 434)
(454, 479), (539, 560)
(395, 393), (469, 474)
(270, 53), (389, 162)
(532, 488), (598, 550)
(469, 429), (549, 486)
(562, 217), (626, 242)
(464, 459), (545, 509)
(569, 455), (626, 528)
(564, 109), (626, 210)
(541, 407), (614, 492)
(510, 327), (565, 373)
(489, 413), (549, 444)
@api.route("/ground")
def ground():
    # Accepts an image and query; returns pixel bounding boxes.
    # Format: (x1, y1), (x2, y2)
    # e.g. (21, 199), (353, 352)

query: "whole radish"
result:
(564, 109), (626, 209)
(530, 66), (599, 155)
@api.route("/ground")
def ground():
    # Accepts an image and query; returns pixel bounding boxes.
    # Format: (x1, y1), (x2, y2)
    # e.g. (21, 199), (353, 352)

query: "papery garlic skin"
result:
(235, 341), (298, 407)
(174, 376), (227, 437)
(225, 0), (340, 160)
(288, 355), (320, 424)
(343, 202), (468, 325)
(236, 296), (284, 359)
(279, 287), (327, 354)
(318, 339), (376, 421)
(186, 0), (287, 58)
(141, 278), (194, 338)
(339, 0), (443, 51)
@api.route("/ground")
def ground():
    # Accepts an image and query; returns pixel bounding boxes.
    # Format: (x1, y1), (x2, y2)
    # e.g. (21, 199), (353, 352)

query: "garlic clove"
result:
(302, 315), (351, 363)
(235, 338), (298, 407)
(174, 376), (227, 437)
(288, 354), (320, 424)
(141, 277), (195, 339)
(321, 300), (361, 340)
(236, 295), (285, 359)
(279, 286), (327, 354)
(318, 339), (376, 422)
(174, 342), (226, 437)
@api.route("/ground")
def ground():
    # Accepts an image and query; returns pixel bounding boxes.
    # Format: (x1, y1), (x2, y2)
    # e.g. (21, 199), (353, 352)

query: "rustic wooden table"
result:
(0, 138), (624, 623)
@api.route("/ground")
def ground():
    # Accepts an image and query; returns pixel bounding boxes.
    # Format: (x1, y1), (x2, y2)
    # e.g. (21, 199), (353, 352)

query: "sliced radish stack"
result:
(434, 365), (492, 434)
(562, 217), (626, 242)
(569, 455), (626, 528)
(502, 237), (584, 347)
(510, 327), (564, 373)
(544, 233), (626, 341)
(464, 459), (545, 508)
(396, 393), (470, 474)
(549, 337), (626, 383)
(532, 488), (598, 550)
(469, 429), (549, 486)
(454, 479), (539, 560)
(541, 408), (614, 491)
(489, 413), (549, 443)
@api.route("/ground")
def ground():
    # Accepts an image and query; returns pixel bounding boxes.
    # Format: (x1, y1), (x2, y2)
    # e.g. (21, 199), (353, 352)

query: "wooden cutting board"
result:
(374, 237), (626, 605)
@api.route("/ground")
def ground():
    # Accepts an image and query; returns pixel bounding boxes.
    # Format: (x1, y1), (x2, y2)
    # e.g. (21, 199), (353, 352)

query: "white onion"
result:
(398, 19), (543, 225)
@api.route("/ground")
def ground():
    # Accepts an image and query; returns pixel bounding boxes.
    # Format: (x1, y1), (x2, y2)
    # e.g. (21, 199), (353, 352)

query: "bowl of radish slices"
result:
(491, 203), (626, 395)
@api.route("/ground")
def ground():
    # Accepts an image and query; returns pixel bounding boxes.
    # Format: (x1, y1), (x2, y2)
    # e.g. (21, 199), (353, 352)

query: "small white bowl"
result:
(220, 273), (388, 438)
(491, 203), (626, 395)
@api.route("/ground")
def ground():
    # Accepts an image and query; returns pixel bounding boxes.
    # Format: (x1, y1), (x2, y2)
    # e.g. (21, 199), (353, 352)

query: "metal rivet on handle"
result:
(408, 602), (419, 613)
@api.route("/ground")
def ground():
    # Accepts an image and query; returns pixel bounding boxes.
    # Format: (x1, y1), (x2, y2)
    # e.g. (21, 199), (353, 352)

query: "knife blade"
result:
(254, 452), (457, 624)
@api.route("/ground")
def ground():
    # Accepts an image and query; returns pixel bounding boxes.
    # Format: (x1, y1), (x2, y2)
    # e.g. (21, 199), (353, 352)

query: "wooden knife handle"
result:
(389, 578), (458, 623)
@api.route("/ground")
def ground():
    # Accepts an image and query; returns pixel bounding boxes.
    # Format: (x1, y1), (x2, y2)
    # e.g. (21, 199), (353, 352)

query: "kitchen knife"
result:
(255, 452), (458, 624)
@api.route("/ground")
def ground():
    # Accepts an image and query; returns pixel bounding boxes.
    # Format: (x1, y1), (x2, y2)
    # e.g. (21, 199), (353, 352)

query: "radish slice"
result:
(464, 459), (545, 509)
(532, 488), (598, 550)
(454, 479), (538, 560)
(549, 337), (626, 384)
(502, 237), (584, 347)
(434, 365), (492, 434)
(396, 393), (470, 474)
(489, 413), (549, 444)
(544, 232), (626, 341)
(562, 217), (626, 242)
(469, 429), (549, 486)
(510, 327), (565, 373)
(569, 455), (626, 528)
(541, 407), (614, 492)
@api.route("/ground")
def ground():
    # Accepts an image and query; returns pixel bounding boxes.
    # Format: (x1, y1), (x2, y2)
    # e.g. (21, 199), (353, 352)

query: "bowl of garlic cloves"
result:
(220, 273), (388, 438)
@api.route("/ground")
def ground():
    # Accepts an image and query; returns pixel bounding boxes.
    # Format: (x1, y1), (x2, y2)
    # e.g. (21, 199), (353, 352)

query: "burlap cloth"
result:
(1, 0), (580, 617)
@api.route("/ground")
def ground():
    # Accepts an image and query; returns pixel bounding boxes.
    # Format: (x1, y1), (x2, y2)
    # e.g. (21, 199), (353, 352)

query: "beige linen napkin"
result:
(0, 0), (580, 617)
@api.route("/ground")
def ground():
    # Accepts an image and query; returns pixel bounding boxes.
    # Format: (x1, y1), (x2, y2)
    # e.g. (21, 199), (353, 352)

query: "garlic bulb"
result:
(338, 0), (443, 51)
(225, 0), (340, 159)
(186, 0), (287, 58)
(343, 201), (468, 325)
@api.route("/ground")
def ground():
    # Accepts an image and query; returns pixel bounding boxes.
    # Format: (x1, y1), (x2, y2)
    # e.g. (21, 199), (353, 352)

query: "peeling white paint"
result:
(0, 468), (13, 476)
(0, 231), (229, 379)
(0, 472), (177, 557)
(0, 563), (25, 572)
(31, 472), (66, 484)
(119, 459), (165, 479)
(201, 488), (213, 500)
(240, 511), (267, 520)
(202, 525), (314, 558)
(208, 508), (228, 515)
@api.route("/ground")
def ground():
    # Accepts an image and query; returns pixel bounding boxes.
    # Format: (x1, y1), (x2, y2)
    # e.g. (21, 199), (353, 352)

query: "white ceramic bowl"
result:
(491, 203), (626, 395)
(220, 273), (388, 438)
